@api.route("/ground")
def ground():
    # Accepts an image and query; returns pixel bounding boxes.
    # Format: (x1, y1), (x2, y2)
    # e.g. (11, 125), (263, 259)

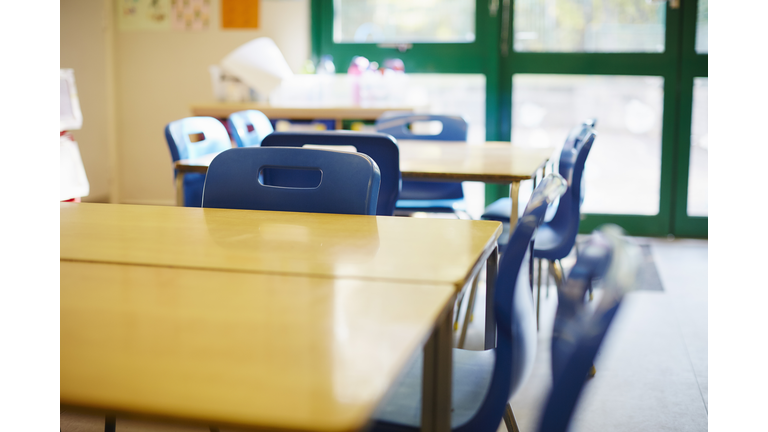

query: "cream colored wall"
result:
(61, 0), (309, 205)
(116, 0), (309, 205)
(61, 0), (115, 203)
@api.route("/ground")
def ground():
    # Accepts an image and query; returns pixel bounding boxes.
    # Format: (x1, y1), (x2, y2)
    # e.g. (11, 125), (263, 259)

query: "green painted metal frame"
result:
(310, 0), (707, 238)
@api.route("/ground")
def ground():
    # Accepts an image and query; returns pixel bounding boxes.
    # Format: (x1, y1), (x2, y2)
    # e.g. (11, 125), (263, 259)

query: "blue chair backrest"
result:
(542, 123), (597, 257)
(202, 147), (381, 216)
(261, 131), (401, 216)
(164, 116), (232, 162)
(537, 225), (641, 432)
(228, 110), (274, 148)
(375, 114), (468, 141)
(457, 173), (568, 432)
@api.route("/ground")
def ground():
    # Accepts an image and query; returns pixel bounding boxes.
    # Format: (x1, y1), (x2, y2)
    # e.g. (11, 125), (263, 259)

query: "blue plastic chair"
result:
(164, 116), (232, 207)
(483, 121), (597, 326)
(375, 113), (469, 215)
(228, 109), (274, 148)
(537, 224), (641, 432)
(202, 146), (381, 216)
(261, 131), (400, 216)
(369, 173), (568, 432)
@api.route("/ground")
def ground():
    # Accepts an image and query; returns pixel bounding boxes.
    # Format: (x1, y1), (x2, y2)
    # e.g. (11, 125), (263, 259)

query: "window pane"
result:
(695, 0), (708, 54)
(514, 0), (666, 53)
(333, 0), (476, 43)
(687, 78), (707, 216)
(512, 74), (663, 215)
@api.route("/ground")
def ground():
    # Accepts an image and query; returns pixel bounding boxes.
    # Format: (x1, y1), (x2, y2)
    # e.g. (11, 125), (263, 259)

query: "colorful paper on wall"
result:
(172, 0), (211, 31)
(118, 0), (171, 31)
(221, 0), (259, 29)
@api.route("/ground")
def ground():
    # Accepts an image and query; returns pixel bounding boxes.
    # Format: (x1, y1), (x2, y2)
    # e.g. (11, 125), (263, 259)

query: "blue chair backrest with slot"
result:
(164, 116), (232, 207)
(483, 120), (596, 256)
(370, 173), (568, 432)
(375, 113), (468, 208)
(375, 114), (468, 142)
(202, 146), (381, 216)
(536, 225), (641, 432)
(228, 109), (274, 148)
(261, 131), (400, 216)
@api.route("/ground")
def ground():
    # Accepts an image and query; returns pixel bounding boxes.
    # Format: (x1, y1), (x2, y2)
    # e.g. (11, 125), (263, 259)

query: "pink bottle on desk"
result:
(348, 56), (370, 106)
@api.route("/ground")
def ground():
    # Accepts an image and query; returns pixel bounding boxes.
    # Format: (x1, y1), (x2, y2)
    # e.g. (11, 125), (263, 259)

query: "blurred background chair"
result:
(369, 173), (567, 432)
(483, 120), (597, 328)
(536, 225), (641, 432)
(375, 113), (469, 217)
(164, 116), (232, 207)
(202, 146), (381, 216)
(228, 109), (274, 148)
(261, 131), (400, 216)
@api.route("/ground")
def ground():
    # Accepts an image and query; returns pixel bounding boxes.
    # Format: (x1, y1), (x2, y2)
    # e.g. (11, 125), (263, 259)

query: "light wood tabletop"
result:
(61, 202), (501, 294)
(61, 260), (455, 432)
(190, 103), (415, 129)
(173, 140), (553, 231)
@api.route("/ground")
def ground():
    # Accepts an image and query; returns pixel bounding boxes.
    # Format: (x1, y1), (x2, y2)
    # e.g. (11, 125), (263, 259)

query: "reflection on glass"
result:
(514, 0), (666, 53)
(687, 78), (707, 217)
(512, 74), (664, 215)
(333, 0), (476, 43)
(695, 0), (708, 54)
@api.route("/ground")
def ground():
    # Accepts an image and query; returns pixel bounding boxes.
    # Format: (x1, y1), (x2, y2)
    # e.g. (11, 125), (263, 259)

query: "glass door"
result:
(492, 0), (707, 237)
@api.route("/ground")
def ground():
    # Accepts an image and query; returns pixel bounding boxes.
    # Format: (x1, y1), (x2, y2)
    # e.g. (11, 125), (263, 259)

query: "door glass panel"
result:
(513, 0), (666, 53)
(695, 0), (708, 53)
(333, 0), (476, 43)
(512, 74), (663, 215)
(687, 78), (707, 216)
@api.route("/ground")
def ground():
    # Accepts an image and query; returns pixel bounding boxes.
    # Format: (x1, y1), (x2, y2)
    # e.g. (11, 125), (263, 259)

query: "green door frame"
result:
(311, 0), (707, 238)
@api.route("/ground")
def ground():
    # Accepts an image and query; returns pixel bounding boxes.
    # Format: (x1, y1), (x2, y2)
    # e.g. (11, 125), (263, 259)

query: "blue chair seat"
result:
(373, 349), (495, 431)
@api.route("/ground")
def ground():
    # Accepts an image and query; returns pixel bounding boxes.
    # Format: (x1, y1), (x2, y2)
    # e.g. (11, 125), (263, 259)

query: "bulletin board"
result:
(221, 0), (260, 29)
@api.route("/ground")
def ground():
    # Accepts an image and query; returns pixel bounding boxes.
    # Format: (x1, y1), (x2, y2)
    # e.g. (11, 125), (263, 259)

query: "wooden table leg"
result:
(175, 173), (185, 207)
(422, 303), (454, 432)
(484, 246), (499, 350)
(508, 181), (521, 242)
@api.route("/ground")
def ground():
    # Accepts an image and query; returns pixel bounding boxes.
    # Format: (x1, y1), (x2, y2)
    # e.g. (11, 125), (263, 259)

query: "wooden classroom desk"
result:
(61, 260), (456, 432)
(60, 203), (501, 296)
(174, 140), (553, 231)
(190, 103), (415, 130)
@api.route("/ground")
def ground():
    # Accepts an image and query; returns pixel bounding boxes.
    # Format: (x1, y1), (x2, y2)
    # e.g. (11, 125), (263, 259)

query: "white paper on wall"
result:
(219, 37), (294, 98)
(61, 135), (90, 201)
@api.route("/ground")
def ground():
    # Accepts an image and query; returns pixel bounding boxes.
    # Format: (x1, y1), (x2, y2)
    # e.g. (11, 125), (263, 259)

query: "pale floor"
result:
(61, 237), (708, 432)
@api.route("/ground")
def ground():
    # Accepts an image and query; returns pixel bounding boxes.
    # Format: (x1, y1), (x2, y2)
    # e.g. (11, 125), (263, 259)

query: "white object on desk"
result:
(220, 37), (293, 100)
(60, 69), (83, 132)
(60, 134), (89, 201)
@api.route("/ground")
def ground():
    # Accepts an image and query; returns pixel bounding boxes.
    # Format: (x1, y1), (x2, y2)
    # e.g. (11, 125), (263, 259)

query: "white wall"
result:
(60, 0), (310, 205)
(61, 0), (115, 203)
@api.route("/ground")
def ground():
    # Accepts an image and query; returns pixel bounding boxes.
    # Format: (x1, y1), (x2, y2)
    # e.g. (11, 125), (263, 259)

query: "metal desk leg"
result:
(422, 304), (454, 432)
(484, 246), (499, 350)
(175, 173), (185, 207)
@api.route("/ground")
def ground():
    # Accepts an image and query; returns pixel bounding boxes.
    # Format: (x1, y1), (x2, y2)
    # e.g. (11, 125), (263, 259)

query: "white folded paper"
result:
(220, 37), (293, 98)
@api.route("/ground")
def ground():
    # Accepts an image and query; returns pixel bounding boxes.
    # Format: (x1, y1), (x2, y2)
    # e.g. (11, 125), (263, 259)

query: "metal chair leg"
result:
(458, 276), (480, 349)
(536, 258), (543, 330)
(105, 416), (115, 432)
(546, 260), (551, 298)
(503, 402), (521, 432)
(453, 289), (467, 331)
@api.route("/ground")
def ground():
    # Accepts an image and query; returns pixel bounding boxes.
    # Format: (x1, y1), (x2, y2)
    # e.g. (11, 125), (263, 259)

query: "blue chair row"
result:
(369, 172), (641, 432)
(375, 114), (469, 216)
(482, 120), (597, 328)
(165, 111), (274, 207)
